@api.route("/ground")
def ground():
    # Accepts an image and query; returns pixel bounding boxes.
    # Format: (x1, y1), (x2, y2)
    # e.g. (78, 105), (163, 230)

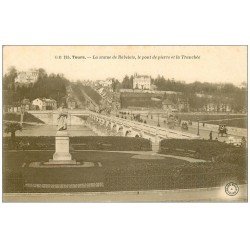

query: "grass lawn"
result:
(3, 150), (243, 193)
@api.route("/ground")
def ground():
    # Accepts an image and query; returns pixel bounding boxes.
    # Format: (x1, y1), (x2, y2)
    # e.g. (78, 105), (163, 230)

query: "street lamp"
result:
(197, 119), (200, 136)
(20, 105), (25, 126)
(157, 113), (160, 127)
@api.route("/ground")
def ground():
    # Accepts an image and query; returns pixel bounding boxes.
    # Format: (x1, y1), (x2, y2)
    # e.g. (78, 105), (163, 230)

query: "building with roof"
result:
(203, 103), (232, 112)
(32, 98), (57, 110)
(66, 96), (77, 109)
(177, 99), (190, 112)
(15, 70), (39, 85)
(21, 98), (31, 111)
(133, 73), (151, 90)
(162, 99), (176, 112)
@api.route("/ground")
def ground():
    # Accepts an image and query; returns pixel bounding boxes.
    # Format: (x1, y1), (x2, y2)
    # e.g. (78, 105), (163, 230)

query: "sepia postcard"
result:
(2, 45), (248, 202)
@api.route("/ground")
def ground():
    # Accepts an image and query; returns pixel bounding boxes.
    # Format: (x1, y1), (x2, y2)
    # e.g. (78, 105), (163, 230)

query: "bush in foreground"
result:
(160, 139), (246, 168)
(3, 136), (151, 151)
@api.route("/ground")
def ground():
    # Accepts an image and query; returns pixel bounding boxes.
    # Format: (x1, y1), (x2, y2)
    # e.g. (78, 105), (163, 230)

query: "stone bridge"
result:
(87, 111), (200, 143)
(29, 110), (200, 151)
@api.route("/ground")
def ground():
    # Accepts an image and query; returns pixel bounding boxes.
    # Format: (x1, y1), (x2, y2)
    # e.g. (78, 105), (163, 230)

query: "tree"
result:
(3, 68), (69, 107)
(121, 75), (133, 89)
(3, 66), (18, 106)
(111, 79), (120, 92)
(7, 66), (17, 82)
(4, 122), (22, 142)
(37, 68), (47, 79)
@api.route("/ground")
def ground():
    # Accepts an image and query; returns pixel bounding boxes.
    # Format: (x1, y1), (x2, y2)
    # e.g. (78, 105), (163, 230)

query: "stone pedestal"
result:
(24, 129), (103, 191)
(53, 131), (72, 161)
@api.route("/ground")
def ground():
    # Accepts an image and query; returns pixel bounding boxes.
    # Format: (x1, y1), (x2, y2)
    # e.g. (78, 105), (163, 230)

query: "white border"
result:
(0, 1), (249, 250)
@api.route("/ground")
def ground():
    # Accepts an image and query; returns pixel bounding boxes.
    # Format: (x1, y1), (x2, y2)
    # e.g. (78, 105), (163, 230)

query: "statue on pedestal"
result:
(57, 104), (68, 131)
(52, 103), (72, 161)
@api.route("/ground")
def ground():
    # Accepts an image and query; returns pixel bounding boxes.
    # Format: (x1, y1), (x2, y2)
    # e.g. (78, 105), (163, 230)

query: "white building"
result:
(32, 98), (44, 110)
(15, 70), (39, 85)
(204, 103), (232, 112)
(32, 98), (57, 110)
(133, 73), (151, 90)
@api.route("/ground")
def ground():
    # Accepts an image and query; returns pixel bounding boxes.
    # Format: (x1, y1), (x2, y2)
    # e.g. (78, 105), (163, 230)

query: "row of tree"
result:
(152, 75), (246, 96)
(120, 74), (246, 95)
(119, 75), (247, 112)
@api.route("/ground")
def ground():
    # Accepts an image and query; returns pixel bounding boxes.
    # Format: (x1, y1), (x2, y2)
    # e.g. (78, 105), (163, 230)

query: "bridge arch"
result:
(116, 126), (124, 135)
(125, 130), (132, 137)
(111, 123), (119, 132)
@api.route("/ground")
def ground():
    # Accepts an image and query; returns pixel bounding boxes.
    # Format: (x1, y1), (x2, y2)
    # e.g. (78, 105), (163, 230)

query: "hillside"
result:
(70, 84), (86, 108)
(120, 92), (163, 109)
(69, 83), (102, 110)
(81, 85), (102, 105)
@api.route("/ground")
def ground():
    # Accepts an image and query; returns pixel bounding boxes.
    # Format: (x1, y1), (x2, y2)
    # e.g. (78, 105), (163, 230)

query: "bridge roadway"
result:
(87, 111), (200, 142)
(29, 110), (200, 142)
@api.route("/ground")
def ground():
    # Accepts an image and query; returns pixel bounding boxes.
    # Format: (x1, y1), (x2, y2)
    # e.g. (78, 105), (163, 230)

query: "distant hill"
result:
(81, 85), (102, 105)
(69, 83), (102, 110)
(69, 84), (86, 108)
(120, 92), (163, 109)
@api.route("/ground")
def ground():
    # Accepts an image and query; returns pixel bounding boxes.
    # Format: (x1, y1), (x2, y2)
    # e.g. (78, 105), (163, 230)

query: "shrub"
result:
(3, 136), (151, 151)
(160, 139), (246, 167)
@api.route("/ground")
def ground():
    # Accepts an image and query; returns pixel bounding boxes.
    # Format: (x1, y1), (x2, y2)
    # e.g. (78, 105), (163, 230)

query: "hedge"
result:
(160, 139), (246, 167)
(104, 162), (246, 191)
(3, 136), (152, 151)
(4, 150), (246, 193)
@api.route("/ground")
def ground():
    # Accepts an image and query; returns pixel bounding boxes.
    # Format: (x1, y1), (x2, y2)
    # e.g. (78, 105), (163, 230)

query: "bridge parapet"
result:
(88, 111), (199, 140)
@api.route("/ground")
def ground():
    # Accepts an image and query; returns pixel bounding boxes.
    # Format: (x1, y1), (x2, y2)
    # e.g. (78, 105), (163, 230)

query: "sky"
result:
(3, 46), (247, 86)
